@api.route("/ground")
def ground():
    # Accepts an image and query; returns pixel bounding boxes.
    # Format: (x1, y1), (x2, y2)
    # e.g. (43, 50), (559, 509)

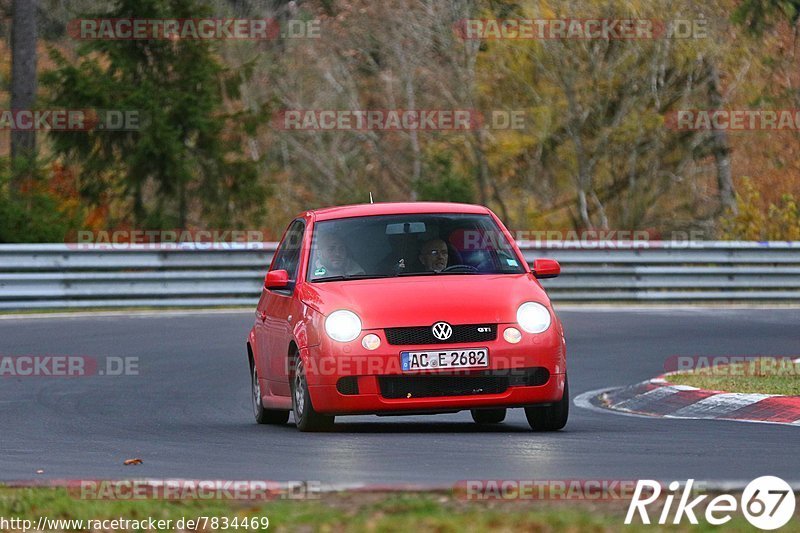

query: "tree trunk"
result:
(10, 0), (39, 189)
(704, 58), (737, 215)
(471, 129), (489, 206)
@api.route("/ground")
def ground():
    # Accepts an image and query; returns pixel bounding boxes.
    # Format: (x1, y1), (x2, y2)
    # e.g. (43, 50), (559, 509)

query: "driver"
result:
(313, 234), (365, 277)
(418, 238), (449, 272)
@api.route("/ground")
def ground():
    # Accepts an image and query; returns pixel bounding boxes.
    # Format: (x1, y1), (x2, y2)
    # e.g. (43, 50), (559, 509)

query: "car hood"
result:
(299, 274), (550, 329)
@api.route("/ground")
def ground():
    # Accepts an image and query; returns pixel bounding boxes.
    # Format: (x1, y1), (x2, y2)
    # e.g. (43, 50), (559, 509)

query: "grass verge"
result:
(0, 487), (788, 532)
(666, 358), (800, 395)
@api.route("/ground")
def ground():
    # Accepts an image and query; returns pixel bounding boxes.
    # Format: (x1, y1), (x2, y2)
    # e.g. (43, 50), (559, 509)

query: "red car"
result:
(247, 202), (568, 431)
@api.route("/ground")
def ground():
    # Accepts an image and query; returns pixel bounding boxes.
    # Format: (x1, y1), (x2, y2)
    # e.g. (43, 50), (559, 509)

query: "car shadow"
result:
(302, 420), (534, 434)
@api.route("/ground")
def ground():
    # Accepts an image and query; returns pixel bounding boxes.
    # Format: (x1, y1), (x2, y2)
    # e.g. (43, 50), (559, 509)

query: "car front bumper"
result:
(303, 324), (566, 415)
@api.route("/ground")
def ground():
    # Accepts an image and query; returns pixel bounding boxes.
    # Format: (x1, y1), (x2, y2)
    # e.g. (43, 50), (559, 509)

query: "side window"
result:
(270, 219), (305, 280)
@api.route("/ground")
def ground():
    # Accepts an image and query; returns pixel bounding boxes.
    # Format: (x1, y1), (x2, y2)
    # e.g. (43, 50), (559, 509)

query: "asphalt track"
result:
(1, 309), (798, 485)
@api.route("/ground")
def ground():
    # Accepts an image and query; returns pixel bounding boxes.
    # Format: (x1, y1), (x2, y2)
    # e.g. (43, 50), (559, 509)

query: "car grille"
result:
(378, 367), (549, 399)
(384, 323), (497, 345)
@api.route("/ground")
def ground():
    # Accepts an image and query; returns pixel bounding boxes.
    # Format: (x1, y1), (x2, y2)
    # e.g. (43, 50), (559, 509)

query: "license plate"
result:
(401, 348), (489, 372)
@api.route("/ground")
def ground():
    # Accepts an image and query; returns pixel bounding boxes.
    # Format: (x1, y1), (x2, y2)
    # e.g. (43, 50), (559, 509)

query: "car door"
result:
(257, 219), (305, 397)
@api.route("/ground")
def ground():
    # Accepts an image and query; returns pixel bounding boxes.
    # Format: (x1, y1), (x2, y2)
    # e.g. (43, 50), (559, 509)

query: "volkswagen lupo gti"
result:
(246, 202), (567, 431)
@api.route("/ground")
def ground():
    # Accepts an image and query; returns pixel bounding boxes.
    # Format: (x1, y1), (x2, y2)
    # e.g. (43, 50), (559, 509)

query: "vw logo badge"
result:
(432, 322), (453, 341)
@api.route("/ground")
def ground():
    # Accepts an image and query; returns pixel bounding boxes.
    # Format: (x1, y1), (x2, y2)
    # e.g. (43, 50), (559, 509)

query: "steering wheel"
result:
(442, 264), (479, 273)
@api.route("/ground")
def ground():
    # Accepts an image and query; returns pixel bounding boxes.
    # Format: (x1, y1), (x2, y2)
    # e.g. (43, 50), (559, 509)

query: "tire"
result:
(524, 376), (569, 431)
(252, 363), (290, 425)
(291, 356), (335, 432)
(470, 408), (507, 424)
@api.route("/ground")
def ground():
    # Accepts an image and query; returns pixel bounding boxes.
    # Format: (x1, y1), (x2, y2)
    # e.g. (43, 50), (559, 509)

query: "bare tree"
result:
(703, 57), (737, 215)
(10, 0), (38, 188)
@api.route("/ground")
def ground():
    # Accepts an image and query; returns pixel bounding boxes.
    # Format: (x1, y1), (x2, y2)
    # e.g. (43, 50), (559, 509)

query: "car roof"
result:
(305, 202), (491, 221)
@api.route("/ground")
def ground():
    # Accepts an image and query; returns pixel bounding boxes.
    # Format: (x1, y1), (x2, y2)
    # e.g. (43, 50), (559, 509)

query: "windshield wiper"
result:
(311, 274), (391, 283)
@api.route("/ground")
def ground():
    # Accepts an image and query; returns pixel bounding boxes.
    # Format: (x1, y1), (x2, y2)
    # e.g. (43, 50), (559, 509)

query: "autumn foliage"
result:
(1, 0), (799, 241)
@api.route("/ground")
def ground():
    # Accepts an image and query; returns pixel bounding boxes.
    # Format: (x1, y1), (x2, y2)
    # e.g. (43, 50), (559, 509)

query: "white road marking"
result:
(611, 385), (683, 412)
(554, 304), (800, 312)
(670, 393), (771, 418)
(573, 387), (660, 420)
(573, 387), (800, 428)
(0, 308), (251, 320)
(3, 304), (800, 320)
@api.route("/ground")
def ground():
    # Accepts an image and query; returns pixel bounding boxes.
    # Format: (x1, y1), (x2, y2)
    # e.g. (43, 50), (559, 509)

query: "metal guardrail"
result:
(517, 241), (800, 302)
(1, 242), (799, 309)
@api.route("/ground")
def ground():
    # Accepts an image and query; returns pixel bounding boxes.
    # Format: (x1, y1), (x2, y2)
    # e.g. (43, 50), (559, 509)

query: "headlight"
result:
(325, 310), (362, 342)
(516, 302), (551, 334)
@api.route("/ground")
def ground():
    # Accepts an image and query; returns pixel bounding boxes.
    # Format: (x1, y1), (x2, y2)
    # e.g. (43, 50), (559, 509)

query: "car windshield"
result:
(308, 213), (525, 282)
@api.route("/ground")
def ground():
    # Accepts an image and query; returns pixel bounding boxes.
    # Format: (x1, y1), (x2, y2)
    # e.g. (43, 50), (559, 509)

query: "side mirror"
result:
(533, 258), (560, 279)
(265, 269), (290, 289)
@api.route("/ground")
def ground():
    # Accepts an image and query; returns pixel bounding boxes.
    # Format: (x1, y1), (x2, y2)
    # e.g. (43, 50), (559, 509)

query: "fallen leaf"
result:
(123, 458), (143, 466)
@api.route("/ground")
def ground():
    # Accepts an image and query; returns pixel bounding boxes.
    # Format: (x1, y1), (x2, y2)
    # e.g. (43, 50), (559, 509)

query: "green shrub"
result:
(720, 178), (800, 240)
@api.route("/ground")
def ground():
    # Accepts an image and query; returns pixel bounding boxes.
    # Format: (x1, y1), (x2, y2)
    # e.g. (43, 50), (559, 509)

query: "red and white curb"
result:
(577, 370), (800, 427)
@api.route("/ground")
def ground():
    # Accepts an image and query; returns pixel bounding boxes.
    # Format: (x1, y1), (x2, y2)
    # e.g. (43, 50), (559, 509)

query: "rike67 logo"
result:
(626, 477), (795, 530)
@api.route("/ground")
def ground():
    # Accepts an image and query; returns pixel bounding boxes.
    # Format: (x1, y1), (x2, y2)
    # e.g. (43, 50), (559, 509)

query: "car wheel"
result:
(252, 363), (290, 425)
(291, 356), (335, 432)
(470, 408), (506, 424)
(524, 376), (569, 431)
